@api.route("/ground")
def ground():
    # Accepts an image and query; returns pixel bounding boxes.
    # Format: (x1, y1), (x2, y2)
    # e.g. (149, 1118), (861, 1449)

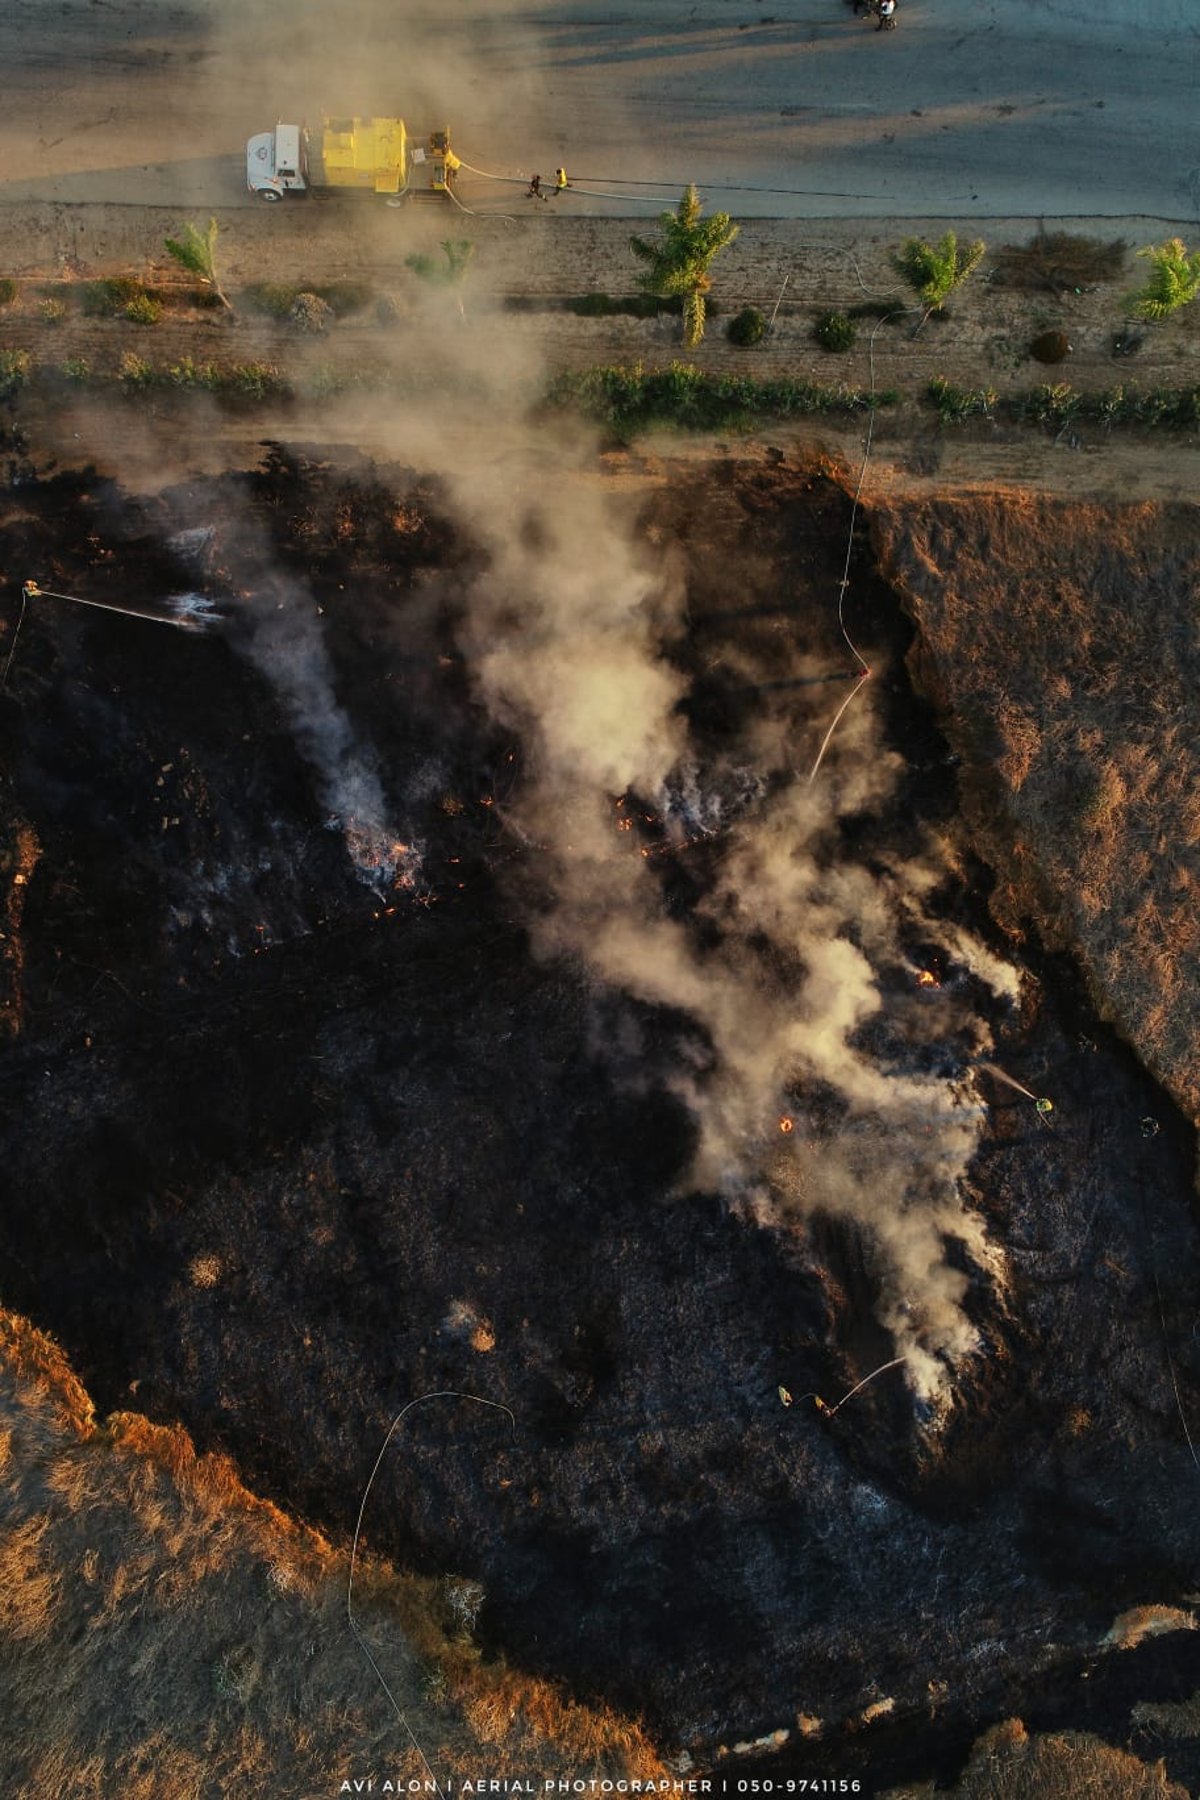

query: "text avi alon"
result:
(338, 1783), (719, 1796)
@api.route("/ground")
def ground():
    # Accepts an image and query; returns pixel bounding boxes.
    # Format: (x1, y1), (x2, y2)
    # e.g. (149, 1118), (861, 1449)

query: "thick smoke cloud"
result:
(438, 447), (1016, 1403)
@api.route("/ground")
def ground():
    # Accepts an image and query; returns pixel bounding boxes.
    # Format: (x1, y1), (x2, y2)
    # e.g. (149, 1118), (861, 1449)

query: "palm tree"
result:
(1125, 238), (1200, 320)
(630, 186), (739, 349)
(164, 218), (231, 311)
(891, 230), (985, 312)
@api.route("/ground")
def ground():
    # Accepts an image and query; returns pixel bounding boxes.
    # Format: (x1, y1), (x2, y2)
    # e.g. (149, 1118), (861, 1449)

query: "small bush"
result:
(123, 293), (163, 325)
(289, 292), (332, 334)
(0, 349), (32, 399)
(375, 295), (401, 326)
(118, 352), (157, 387)
(815, 311), (857, 352)
(167, 356), (220, 389)
(0, 279), (17, 307)
(61, 357), (90, 382)
(927, 376), (998, 422)
(1029, 330), (1072, 364)
(314, 280), (374, 317)
(1018, 382), (1082, 427)
(39, 298), (68, 325)
(225, 361), (286, 399)
(82, 276), (153, 317)
(726, 307), (766, 347)
(242, 282), (301, 319)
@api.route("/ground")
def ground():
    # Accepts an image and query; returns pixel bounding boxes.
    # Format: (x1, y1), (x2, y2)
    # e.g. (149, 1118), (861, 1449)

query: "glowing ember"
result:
(779, 1117), (794, 1134)
(340, 820), (422, 891)
(915, 969), (940, 988)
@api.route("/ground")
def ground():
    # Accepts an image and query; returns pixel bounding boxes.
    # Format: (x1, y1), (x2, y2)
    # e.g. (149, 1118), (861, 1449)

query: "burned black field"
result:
(1, 444), (1198, 1786)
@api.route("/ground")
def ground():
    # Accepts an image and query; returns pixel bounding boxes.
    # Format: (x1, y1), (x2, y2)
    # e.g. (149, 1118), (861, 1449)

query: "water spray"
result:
(20, 580), (217, 631)
(978, 1060), (1054, 1117)
(782, 1355), (910, 1421)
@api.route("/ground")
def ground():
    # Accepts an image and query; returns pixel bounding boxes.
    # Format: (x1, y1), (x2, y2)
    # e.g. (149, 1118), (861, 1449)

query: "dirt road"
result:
(0, 0), (1195, 229)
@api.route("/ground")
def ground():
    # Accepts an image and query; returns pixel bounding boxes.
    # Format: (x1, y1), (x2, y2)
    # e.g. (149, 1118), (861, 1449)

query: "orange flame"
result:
(779, 1116), (794, 1134)
(916, 969), (939, 988)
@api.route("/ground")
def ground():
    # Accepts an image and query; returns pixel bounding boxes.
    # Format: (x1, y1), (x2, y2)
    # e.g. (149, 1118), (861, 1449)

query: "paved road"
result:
(0, 0), (1196, 222)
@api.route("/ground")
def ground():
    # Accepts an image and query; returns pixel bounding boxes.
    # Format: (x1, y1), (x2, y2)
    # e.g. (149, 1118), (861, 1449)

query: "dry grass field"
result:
(874, 494), (1200, 1131)
(0, 1310), (663, 1796)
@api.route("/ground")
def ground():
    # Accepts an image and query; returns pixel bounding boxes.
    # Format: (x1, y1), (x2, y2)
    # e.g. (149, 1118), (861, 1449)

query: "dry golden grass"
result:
(0, 821), (40, 1036)
(1105, 1604), (1196, 1650)
(885, 1717), (1189, 1798)
(0, 1308), (665, 1793)
(875, 495), (1200, 1125)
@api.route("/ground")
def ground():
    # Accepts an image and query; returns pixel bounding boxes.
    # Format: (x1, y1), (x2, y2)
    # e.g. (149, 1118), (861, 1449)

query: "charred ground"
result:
(0, 446), (1197, 1786)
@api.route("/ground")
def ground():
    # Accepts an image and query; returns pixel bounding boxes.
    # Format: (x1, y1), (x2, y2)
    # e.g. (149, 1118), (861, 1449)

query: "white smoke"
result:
(441, 448), (1019, 1402)
(240, 575), (418, 891)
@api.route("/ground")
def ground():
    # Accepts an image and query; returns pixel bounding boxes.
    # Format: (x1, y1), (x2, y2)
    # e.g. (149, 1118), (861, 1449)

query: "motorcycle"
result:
(853, 0), (898, 27)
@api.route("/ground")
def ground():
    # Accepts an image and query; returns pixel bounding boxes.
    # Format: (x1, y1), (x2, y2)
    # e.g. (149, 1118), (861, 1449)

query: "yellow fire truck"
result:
(246, 119), (458, 202)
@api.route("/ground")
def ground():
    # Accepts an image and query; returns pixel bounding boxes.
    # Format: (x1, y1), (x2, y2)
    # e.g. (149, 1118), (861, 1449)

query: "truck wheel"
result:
(258, 189), (283, 203)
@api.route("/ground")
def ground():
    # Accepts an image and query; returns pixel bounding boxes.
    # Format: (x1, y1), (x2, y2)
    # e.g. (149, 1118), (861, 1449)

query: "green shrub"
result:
(927, 376), (998, 422)
(224, 361), (287, 400)
(0, 349), (32, 399)
(0, 279), (17, 307)
(814, 311), (857, 352)
(726, 307), (766, 347)
(118, 352), (157, 387)
(124, 293), (163, 325)
(167, 356), (220, 389)
(39, 298), (67, 324)
(313, 280), (374, 317)
(546, 361), (890, 435)
(1018, 382), (1081, 427)
(375, 295), (400, 326)
(82, 276), (153, 317)
(61, 356), (90, 382)
(242, 282), (301, 319)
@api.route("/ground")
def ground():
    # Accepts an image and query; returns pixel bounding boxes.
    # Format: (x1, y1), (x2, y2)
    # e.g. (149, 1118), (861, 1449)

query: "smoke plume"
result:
(438, 444), (1016, 1402)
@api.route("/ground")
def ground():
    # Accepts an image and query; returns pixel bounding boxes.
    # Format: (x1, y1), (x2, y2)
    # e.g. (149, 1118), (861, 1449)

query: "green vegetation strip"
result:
(927, 376), (1200, 429)
(546, 362), (897, 430)
(3, 346), (1200, 438)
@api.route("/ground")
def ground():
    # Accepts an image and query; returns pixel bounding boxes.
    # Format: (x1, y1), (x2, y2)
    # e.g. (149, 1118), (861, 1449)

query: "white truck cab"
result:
(246, 124), (309, 201)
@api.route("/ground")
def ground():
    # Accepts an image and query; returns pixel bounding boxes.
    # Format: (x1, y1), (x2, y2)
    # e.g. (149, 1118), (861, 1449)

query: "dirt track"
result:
(0, 0), (1196, 220)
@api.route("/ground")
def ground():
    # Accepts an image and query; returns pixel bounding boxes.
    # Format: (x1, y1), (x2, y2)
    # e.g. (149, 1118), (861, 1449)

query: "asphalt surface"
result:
(0, 0), (1196, 221)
